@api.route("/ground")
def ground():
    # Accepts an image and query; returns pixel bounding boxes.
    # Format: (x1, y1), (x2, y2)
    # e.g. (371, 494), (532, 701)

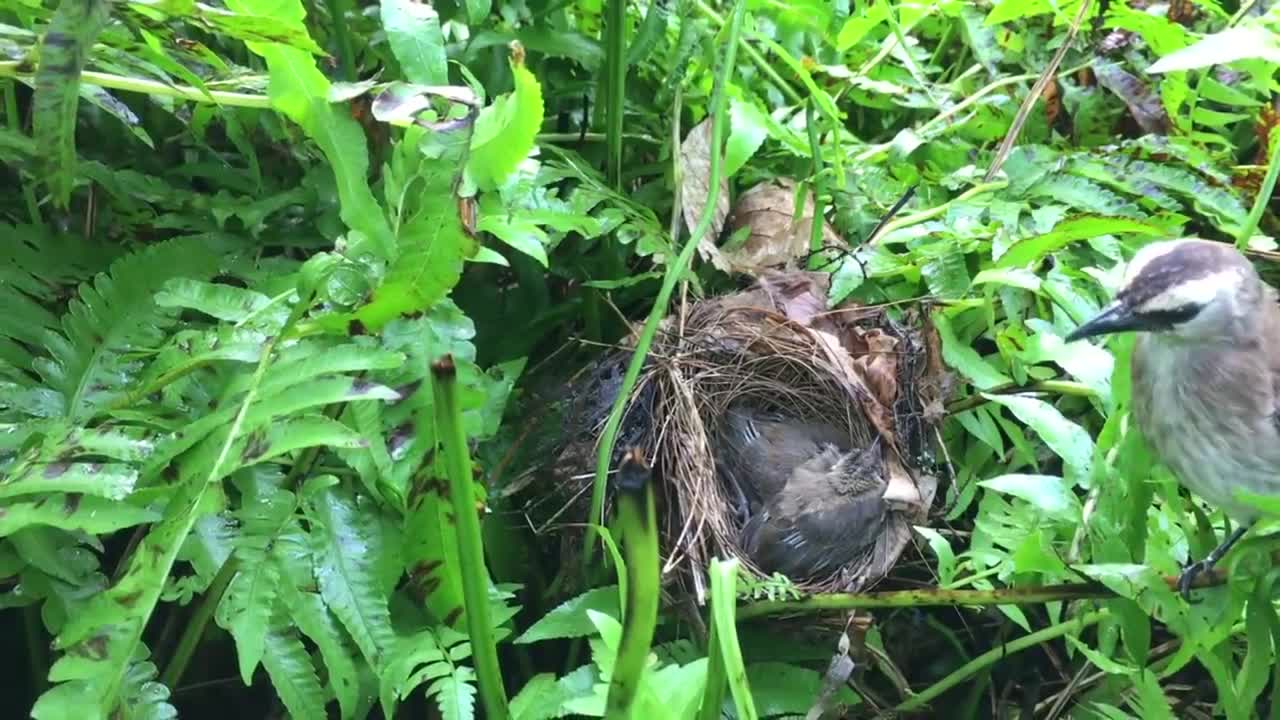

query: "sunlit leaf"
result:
(468, 45), (544, 191)
(1148, 25), (1280, 73)
(381, 0), (448, 85)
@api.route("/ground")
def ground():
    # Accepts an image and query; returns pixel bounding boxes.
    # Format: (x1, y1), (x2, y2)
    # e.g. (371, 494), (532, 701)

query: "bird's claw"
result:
(1177, 559), (1212, 602)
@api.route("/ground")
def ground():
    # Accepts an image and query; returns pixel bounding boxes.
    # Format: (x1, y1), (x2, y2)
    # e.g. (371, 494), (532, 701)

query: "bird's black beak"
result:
(1065, 300), (1143, 342)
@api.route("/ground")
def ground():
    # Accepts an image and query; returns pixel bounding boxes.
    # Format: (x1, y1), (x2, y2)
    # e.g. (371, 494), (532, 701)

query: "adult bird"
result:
(713, 405), (895, 580)
(1065, 238), (1280, 596)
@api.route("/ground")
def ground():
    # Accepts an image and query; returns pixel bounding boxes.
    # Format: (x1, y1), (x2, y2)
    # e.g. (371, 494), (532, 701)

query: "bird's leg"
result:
(1178, 523), (1252, 600)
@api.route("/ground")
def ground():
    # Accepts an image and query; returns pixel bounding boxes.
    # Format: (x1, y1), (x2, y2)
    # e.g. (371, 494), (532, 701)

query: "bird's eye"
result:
(1139, 303), (1201, 326)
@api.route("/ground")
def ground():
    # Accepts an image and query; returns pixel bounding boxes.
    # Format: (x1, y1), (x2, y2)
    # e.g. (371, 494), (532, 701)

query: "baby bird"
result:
(714, 405), (889, 580)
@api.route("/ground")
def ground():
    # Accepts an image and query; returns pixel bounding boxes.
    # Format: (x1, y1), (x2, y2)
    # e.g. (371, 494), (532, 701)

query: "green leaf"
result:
(984, 0), (1052, 24)
(284, 586), (362, 720)
(382, 0), (448, 85)
(835, 1), (887, 50)
(476, 213), (549, 266)
(1065, 635), (1137, 674)
(78, 85), (154, 149)
(225, 0), (396, 259)
(464, 0), (490, 24)
(510, 673), (566, 720)
(41, 431), (229, 715)
(996, 216), (1165, 268)
(983, 394), (1094, 482)
(516, 586), (621, 644)
(216, 551), (282, 684)
(431, 665), (478, 720)
(40, 231), (221, 422)
(1237, 571), (1280, 709)
(32, 0), (112, 207)
(932, 311), (1012, 390)
(261, 620), (329, 720)
(0, 459), (138, 501)
(155, 279), (279, 324)
(380, 630), (446, 715)
(746, 662), (859, 717)
(1148, 25), (1280, 74)
(725, 98), (769, 177)
(1131, 669), (1176, 720)
(915, 526), (957, 585)
(0, 494), (159, 536)
(352, 126), (474, 331)
(239, 415), (366, 467)
(309, 487), (396, 670)
(468, 51), (544, 190)
(979, 474), (1081, 522)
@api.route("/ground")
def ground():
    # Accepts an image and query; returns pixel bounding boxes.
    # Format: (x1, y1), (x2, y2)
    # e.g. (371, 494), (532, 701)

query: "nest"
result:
(536, 271), (947, 600)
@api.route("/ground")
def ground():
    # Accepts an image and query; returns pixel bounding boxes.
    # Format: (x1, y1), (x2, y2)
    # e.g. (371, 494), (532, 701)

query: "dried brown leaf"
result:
(723, 180), (844, 273)
(680, 118), (731, 272)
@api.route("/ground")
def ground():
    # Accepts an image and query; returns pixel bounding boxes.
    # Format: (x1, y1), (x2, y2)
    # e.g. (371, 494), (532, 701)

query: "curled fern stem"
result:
(431, 354), (510, 720)
(604, 449), (660, 720)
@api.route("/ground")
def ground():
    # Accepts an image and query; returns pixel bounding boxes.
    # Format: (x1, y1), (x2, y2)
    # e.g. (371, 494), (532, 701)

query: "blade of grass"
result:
(1235, 126), (1280, 249)
(583, 0), (747, 572)
(604, 0), (627, 189)
(708, 558), (755, 720)
(894, 609), (1108, 713)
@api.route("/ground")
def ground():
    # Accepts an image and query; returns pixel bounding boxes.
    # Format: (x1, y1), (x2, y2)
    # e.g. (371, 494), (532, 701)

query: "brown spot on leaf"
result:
(63, 493), (82, 515)
(444, 607), (463, 627)
(43, 462), (69, 479)
(241, 433), (269, 463)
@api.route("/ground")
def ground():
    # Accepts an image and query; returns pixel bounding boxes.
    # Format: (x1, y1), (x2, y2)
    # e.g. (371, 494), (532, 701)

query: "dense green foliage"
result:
(2, 0), (1280, 718)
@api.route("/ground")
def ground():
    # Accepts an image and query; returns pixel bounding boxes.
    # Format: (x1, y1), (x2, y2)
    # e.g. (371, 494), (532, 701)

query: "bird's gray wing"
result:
(741, 497), (887, 580)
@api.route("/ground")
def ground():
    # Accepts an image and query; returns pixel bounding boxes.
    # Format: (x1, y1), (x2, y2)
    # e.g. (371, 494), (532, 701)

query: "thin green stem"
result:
(737, 564), (1233, 620)
(854, 61), (1095, 164)
(945, 379), (1098, 415)
(804, 99), (825, 261)
(432, 355), (510, 720)
(894, 610), (1108, 712)
(604, 0), (627, 189)
(583, 0), (747, 569)
(708, 559), (756, 720)
(161, 556), (239, 689)
(737, 583), (1113, 620)
(870, 181), (1008, 243)
(323, 0), (356, 81)
(1236, 126), (1280, 248)
(0, 61), (272, 108)
(691, 0), (802, 105)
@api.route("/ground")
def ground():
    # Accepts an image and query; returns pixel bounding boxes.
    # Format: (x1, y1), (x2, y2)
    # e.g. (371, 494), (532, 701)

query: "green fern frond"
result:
(307, 487), (397, 672)
(0, 223), (120, 377)
(261, 616), (330, 719)
(35, 237), (223, 422)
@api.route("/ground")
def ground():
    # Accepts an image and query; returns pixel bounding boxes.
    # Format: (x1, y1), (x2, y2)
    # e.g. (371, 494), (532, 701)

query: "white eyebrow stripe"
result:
(1135, 268), (1242, 312)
